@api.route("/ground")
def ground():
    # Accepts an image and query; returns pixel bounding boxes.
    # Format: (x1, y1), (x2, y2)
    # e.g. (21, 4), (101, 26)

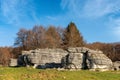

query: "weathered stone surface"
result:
(113, 61), (120, 71)
(18, 47), (113, 71)
(22, 48), (68, 68)
(9, 58), (17, 67)
(65, 47), (113, 70)
(87, 49), (113, 70)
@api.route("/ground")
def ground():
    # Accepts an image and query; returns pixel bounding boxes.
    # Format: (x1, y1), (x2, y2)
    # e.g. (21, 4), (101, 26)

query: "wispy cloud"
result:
(60, 0), (120, 40)
(61, 0), (120, 18)
(0, 0), (38, 26)
(1, 0), (120, 40)
(60, 0), (85, 18)
(82, 0), (120, 18)
(1, 0), (19, 24)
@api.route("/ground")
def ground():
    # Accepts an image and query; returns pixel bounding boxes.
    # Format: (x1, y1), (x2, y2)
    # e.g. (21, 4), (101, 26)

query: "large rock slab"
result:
(22, 48), (68, 68)
(65, 47), (113, 70)
(18, 47), (113, 71)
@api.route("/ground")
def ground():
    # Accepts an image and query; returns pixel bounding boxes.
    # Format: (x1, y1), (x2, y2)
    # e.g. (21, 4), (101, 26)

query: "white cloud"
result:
(60, 0), (120, 40)
(60, 0), (69, 9)
(1, 0), (19, 24)
(0, 0), (38, 26)
(61, 0), (85, 18)
(61, 0), (120, 18)
(83, 0), (120, 18)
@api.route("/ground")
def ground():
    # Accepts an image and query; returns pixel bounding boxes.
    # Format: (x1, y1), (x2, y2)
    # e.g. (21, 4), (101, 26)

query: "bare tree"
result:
(14, 28), (28, 50)
(0, 47), (11, 66)
(32, 26), (46, 48)
(45, 26), (61, 48)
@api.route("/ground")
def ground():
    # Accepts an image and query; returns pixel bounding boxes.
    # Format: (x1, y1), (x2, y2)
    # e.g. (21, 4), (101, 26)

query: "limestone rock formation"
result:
(113, 61), (120, 71)
(63, 47), (113, 70)
(9, 58), (17, 67)
(16, 47), (113, 71)
(22, 48), (68, 68)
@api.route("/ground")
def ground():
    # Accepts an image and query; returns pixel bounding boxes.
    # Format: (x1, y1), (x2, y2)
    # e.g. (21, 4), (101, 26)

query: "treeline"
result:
(0, 22), (120, 66)
(14, 22), (85, 50)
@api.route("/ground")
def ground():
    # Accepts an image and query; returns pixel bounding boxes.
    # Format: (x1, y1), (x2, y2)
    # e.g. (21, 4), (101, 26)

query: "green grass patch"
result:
(0, 67), (120, 80)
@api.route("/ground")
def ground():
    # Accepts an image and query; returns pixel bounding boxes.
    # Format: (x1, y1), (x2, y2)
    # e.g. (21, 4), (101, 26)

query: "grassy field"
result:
(0, 67), (120, 80)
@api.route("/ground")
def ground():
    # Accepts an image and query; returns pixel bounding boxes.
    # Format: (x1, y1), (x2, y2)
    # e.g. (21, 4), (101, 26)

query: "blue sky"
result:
(0, 0), (120, 46)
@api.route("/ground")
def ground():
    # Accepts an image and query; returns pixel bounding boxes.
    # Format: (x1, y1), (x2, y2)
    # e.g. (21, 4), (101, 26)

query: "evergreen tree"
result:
(63, 22), (85, 48)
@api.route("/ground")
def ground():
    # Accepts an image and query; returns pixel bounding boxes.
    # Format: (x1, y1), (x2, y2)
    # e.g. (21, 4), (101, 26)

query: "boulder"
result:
(113, 61), (120, 71)
(63, 47), (113, 70)
(24, 48), (68, 68)
(19, 47), (113, 71)
(87, 49), (113, 70)
(9, 58), (17, 67)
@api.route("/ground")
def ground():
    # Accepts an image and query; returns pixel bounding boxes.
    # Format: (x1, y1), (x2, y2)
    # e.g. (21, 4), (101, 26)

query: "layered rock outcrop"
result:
(62, 47), (113, 71)
(17, 47), (113, 71)
(113, 61), (120, 71)
(22, 48), (68, 68)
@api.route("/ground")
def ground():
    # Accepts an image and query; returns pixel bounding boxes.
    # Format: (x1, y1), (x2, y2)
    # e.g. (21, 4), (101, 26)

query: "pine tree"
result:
(63, 22), (85, 48)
